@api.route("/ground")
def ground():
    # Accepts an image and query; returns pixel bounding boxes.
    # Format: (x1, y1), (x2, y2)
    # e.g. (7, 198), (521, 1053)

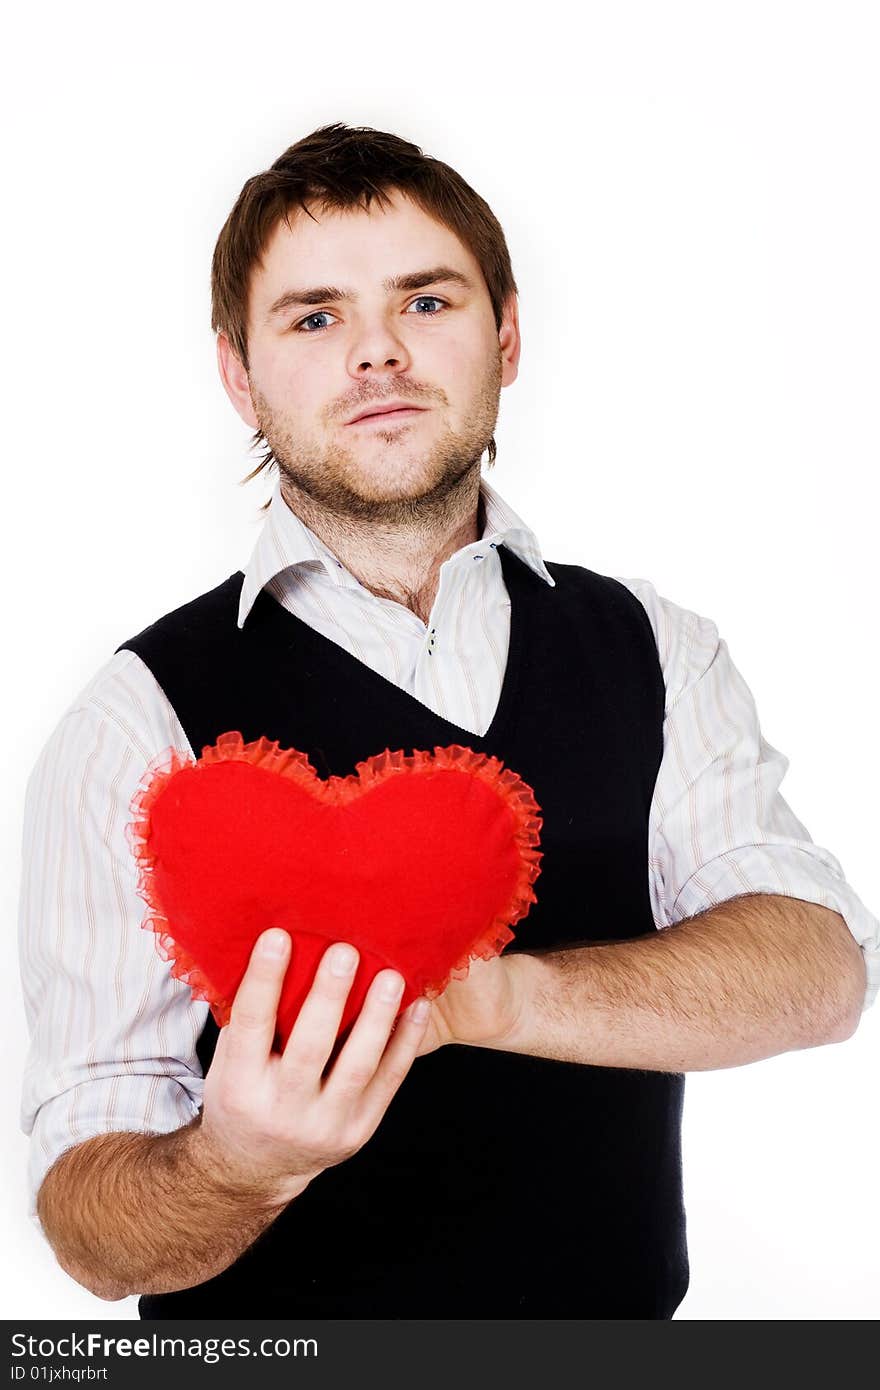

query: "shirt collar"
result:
(237, 473), (556, 629)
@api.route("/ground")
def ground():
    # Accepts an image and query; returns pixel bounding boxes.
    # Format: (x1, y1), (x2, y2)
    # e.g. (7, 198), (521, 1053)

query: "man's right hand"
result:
(197, 929), (432, 1206)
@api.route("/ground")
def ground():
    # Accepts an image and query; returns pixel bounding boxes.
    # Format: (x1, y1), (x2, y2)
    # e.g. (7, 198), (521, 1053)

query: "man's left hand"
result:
(412, 951), (531, 1057)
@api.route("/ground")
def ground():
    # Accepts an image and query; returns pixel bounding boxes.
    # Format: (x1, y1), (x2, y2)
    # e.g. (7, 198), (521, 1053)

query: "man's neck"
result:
(279, 472), (485, 627)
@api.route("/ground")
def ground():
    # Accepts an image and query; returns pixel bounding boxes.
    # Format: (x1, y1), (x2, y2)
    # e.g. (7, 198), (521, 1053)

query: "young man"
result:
(20, 123), (878, 1319)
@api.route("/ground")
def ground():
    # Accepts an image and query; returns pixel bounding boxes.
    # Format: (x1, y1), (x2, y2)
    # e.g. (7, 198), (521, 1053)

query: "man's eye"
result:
(294, 312), (335, 333)
(407, 296), (446, 315)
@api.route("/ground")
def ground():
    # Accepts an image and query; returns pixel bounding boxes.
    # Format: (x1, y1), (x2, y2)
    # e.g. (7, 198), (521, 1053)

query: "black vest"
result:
(117, 544), (689, 1319)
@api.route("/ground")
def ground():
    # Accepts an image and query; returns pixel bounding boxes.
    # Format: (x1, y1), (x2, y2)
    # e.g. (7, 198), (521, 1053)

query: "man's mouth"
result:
(345, 403), (428, 425)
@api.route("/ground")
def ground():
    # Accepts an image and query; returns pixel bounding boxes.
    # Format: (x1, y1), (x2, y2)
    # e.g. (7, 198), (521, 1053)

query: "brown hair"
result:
(210, 123), (518, 504)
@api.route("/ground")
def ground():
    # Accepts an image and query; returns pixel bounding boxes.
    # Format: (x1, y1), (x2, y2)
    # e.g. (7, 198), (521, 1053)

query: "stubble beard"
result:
(248, 353), (502, 530)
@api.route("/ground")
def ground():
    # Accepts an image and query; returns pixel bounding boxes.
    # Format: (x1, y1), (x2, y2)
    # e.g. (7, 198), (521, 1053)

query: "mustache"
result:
(335, 383), (444, 418)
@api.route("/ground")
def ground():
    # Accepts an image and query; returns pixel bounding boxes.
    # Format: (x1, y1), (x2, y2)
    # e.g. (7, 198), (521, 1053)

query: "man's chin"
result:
(276, 446), (483, 520)
(342, 457), (477, 506)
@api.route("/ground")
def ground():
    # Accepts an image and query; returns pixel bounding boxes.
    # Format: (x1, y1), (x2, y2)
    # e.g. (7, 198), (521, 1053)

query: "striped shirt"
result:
(18, 475), (880, 1224)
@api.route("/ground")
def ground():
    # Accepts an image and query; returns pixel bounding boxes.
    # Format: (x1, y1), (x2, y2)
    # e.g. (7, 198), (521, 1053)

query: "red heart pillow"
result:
(127, 731), (542, 1050)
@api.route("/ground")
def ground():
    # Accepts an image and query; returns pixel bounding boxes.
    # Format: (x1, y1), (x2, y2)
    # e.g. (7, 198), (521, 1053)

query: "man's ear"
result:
(498, 292), (521, 386)
(216, 333), (260, 429)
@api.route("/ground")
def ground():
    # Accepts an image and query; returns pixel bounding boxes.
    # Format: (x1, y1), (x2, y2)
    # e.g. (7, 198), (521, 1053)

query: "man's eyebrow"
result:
(264, 266), (475, 322)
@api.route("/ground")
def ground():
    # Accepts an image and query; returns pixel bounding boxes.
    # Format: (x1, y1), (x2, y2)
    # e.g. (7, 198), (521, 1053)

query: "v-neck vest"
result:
(117, 544), (689, 1319)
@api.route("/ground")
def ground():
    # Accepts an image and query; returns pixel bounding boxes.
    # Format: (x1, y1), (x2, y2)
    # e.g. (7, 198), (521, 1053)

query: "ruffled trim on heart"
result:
(196, 729), (316, 779)
(126, 732), (543, 1010)
(125, 744), (236, 1023)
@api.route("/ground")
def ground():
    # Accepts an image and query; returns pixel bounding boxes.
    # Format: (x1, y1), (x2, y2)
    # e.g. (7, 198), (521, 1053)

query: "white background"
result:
(3, 0), (878, 1319)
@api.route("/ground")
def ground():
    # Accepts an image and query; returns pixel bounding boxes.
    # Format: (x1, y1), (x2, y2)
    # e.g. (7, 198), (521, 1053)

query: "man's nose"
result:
(346, 318), (412, 376)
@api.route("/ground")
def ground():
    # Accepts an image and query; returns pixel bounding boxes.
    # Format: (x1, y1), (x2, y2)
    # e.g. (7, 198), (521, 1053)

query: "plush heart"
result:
(127, 731), (542, 1051)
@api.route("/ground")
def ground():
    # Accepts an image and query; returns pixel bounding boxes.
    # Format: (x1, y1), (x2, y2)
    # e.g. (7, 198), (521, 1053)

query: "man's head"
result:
(212, 124), (520, 521)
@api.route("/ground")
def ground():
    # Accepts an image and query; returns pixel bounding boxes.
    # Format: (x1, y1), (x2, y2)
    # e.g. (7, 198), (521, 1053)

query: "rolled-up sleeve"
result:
(17, 652), (209, 1230)
(622, 578), (880, 1015)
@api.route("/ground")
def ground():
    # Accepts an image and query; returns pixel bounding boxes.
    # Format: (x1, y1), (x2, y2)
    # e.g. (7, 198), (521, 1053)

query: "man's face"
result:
(219, 190), (518, 521)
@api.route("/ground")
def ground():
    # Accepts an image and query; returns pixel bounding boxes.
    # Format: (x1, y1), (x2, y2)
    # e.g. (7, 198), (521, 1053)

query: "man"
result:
(19, 122), (879, 1319)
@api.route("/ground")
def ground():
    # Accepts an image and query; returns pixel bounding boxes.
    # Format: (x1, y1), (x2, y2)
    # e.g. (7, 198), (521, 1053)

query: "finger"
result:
(221, 928), (291, 1076)
(278, 942), (361, 1089)
(355, 997), (433, 1130)
(319, 967), (410, 1107)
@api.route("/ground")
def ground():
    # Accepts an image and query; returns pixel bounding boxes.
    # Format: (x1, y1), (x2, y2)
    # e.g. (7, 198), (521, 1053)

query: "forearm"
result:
(36, 1113), (306, 1300)
(499, 894), (866, 1072)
